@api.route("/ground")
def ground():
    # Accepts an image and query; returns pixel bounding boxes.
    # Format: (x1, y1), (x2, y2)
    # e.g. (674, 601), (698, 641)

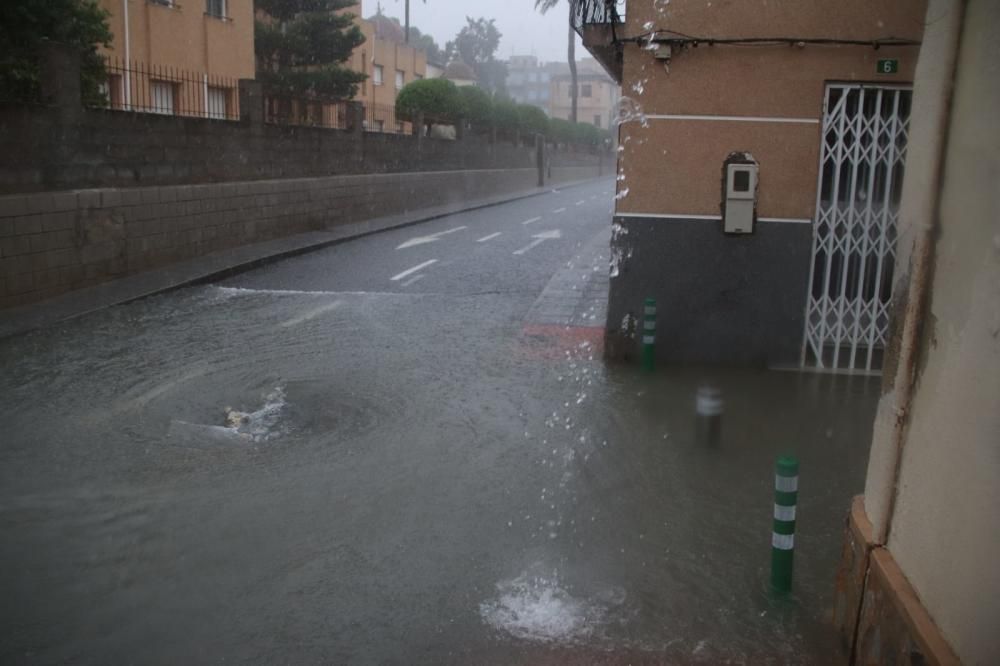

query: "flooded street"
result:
(0, 184), (877, 664)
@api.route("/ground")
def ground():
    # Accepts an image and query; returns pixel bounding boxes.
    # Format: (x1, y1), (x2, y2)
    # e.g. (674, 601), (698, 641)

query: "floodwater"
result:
(0, 282), (878, 664)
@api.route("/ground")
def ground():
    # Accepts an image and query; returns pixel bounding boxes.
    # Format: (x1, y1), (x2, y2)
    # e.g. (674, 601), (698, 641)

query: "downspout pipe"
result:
(123, 0), (131, 109)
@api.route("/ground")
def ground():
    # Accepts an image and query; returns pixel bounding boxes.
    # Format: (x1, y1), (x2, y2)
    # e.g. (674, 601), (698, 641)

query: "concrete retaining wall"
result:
(0, 166), (601, 309)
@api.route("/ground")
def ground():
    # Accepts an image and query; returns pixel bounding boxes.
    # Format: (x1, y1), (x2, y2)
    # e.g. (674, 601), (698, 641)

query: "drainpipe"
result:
(123, 0), (132, 109)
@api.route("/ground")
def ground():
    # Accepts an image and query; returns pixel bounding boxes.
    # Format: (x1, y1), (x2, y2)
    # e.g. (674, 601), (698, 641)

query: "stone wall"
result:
(0, 102), (604, 195)
(0, 166), (601, 309)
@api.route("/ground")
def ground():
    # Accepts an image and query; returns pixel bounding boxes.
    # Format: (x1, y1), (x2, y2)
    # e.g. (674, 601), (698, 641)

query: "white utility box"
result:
(723, 162), (758, 234)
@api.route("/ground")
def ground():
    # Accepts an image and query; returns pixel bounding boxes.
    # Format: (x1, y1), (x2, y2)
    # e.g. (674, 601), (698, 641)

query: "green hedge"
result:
(395, 78), (465, 123)
(396, 81), (607, 145)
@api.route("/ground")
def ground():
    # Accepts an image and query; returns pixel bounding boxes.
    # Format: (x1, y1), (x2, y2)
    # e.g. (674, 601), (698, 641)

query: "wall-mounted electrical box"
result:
(723, 160), (758, 234)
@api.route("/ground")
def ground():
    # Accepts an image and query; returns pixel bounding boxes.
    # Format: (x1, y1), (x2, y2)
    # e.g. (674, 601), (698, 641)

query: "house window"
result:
(395, 70), (404, 89)
(149, 0), (175, 6)
(205, 0), (226, 18)
(594, 114), (602, 127)
(374, 65), (384, 86)
(151, 80), (176, 115)
(582, 84), (592, 98)
(207, 86), (228, 119)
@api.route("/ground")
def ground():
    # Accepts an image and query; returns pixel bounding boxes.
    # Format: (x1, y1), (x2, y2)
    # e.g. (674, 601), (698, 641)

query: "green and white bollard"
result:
(771, 455), (798, 593)
(641, 297), (656, 372)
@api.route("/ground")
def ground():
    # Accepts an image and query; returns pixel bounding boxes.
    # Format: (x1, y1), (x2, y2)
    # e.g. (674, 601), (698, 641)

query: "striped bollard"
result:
(771, 456), (799, 593)
(641, 297), (656, 372)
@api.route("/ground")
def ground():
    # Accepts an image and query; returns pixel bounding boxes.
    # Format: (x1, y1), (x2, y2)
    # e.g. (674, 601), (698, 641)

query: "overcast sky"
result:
(361, 0), (584, 64)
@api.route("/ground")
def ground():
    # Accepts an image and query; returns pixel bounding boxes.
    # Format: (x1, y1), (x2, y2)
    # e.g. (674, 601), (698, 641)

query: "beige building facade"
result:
(344, 8), (427, 133)
(588, 0), (925, 368)
(97, 0), (254, 117)
(548, 59), (619, 130)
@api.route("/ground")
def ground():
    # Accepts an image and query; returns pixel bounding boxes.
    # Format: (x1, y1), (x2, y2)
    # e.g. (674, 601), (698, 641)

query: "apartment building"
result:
(345, 9), (427, 133)
(581, 0), (924, 370)
(548, 60), (619, 130)
(506, 55), (555, 110)
(97, 0), (254, 118)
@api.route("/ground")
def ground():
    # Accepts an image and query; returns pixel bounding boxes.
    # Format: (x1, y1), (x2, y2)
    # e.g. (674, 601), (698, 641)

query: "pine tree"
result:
(255, 0), (366, 100)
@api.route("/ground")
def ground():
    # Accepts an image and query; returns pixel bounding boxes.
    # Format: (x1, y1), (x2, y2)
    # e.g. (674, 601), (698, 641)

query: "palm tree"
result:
(402, 0), (426, 44)
(535, 0), (578, 123)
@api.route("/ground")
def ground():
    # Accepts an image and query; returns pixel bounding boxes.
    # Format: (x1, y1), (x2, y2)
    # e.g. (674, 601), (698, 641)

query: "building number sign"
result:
(877, 59), (899, 75)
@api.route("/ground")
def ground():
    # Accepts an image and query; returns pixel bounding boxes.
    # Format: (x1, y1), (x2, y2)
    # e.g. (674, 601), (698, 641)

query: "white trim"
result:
(775, 474), (799, 492)
(760, 217), (812, 225)
(618, 212), (812, 225)
(774, 504), (797, 522)
(642, 114), (820, 125)
(772, 533), (795, 550)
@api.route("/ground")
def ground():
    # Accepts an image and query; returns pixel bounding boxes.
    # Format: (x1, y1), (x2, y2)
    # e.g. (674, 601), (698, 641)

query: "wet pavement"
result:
(0, 179), (878, 664)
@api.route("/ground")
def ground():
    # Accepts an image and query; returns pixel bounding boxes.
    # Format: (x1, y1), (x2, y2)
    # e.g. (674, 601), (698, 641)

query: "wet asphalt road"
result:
(0, 179), (879, 664)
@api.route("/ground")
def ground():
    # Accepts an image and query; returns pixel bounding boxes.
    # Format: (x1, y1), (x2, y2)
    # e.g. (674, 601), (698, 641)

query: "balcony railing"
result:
(572, 0), (625, 82)
(572, 0), (624, 32)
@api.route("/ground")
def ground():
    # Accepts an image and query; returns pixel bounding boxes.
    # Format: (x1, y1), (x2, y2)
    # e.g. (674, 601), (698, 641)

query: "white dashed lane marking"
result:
(391, 259), (438, 281)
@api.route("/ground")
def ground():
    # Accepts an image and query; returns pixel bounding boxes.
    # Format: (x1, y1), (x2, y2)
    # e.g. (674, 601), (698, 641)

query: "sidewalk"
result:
(0, 178), (603, 339)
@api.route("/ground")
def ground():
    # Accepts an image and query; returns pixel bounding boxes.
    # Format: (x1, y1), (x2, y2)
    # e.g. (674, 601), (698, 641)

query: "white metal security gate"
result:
(802, 84), (912, 372)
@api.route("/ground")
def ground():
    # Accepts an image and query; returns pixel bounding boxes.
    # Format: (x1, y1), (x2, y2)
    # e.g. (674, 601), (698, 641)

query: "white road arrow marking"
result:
(477, 232), (502, 242)
(400, 274), (425, 287)
(396, 226), (467, 250)
(521, 216), (541, 226)
(391, 259), (438, 281)
(513, 230), (562, 256)
(575, 200), (585, 206)
(553, 207), (567, 213)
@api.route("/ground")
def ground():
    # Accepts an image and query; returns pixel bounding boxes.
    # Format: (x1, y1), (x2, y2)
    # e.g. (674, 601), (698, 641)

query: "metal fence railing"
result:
(94, 57), (240, 120)
(572, 0), (625, 30)
(264, 96), (352, 129)
(364, 102), (408, 134)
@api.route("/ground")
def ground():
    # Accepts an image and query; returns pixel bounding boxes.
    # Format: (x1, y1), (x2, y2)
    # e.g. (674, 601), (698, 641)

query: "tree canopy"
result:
(444, 17), (507, 94)
(518, 104), (549, 136)
(255, 0), (366, 99)
(407, 26), (443, 64)
(456, 85), (493, 127)
(0, 0), (112, 104)
(395, 78), (464, 124)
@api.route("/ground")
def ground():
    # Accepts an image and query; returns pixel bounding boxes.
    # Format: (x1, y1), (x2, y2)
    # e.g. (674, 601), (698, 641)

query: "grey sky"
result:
(361, 0), (584, 64)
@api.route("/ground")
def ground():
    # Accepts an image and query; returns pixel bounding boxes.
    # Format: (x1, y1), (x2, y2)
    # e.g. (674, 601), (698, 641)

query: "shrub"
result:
(457, 85), (493, 128)
(516, 104), (549, 136)
(395, 78), (465, 124)
(492, 97), (521, 135)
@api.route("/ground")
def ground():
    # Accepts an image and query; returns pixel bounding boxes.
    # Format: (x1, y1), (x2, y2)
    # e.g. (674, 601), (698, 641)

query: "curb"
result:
(0, 176), (608, 339)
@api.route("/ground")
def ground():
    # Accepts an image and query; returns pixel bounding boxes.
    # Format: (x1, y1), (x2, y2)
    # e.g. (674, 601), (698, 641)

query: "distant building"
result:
(345, 8), (428, 132)
(442, 61), (478, 88)
(506, 55), (619, 128)
(506, 55), (555, 110)
(96, 0), (255, 118)
(425, 61), (446, 79)
(549, 59), (620, 130)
